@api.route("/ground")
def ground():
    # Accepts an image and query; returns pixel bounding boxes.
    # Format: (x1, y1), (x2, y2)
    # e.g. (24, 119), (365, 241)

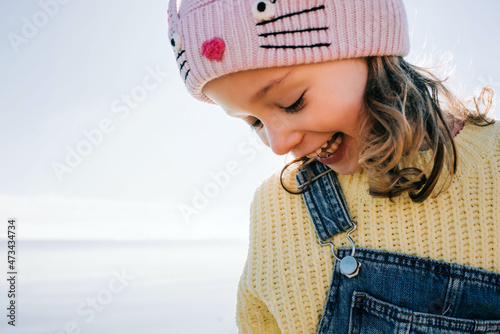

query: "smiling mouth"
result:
(305, 132), (343, 159)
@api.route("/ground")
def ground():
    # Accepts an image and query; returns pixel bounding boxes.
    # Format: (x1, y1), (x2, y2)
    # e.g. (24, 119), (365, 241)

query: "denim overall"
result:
(295, 160), (500, 334)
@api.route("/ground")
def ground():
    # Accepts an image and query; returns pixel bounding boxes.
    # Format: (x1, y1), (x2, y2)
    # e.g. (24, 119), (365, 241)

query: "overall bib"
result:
(295, 160), (500, 334)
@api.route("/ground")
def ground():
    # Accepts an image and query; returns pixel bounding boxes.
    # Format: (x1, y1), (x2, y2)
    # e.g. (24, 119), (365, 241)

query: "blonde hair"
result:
(281, 56), (494, 202)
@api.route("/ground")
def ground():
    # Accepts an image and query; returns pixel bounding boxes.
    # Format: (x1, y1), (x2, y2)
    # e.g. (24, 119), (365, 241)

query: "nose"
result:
(201, 37), (226, 61)
(264, 122), (302, 156)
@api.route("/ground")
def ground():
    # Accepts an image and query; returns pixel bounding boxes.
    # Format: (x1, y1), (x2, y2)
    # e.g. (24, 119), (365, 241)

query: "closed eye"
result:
(283, 92), (306, 113)
(249, 91), (306, 130)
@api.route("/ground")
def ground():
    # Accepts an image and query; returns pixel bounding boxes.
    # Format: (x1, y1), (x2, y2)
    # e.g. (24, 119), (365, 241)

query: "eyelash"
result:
(249, 92), (306, 130)
(250, 119), (262, 129)
(283, 92), (306, 114)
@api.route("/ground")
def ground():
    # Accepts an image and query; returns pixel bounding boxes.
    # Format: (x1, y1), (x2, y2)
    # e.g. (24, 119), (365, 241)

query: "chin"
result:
(325, 161), (360, 175)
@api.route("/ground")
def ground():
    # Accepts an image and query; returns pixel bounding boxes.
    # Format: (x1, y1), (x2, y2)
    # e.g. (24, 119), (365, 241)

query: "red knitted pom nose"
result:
(201, 37), (225, 61)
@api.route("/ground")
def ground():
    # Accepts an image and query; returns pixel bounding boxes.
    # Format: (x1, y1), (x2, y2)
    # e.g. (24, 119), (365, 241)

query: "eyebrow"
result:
(251, 71), (292, 102)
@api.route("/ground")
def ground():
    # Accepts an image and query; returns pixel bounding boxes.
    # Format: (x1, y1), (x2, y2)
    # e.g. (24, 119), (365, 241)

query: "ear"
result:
(167, 0), (179, 29)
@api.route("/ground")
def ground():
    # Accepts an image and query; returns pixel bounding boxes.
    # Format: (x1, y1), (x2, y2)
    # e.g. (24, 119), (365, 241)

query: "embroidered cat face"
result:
(251, 1), (331, 50)
(169, 30), (190, 82)
(166, 0), (409, 103)
(167, 0), (331, 87)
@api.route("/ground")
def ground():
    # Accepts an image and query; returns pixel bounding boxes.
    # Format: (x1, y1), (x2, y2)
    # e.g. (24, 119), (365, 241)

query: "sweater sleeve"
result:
(235, 177), (283, 334)
(236, 273), (282, 334)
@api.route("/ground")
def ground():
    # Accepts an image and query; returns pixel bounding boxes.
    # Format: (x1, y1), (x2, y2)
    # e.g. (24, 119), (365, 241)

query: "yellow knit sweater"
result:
(236, 122), (500, 334)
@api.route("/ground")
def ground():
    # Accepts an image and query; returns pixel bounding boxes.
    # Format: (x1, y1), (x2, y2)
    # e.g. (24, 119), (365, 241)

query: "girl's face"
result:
(203, 58), (368, 175)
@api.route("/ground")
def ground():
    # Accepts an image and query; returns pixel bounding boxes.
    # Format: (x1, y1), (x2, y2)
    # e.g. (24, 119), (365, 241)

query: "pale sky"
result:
(0, 0), (498, 240)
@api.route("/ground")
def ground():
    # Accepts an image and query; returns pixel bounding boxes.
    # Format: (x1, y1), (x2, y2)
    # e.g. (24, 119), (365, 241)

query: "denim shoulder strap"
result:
(294, 159), (354, 243)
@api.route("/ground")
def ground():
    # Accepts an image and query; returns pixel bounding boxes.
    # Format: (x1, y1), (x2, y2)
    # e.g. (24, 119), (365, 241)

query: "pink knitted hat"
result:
(167, 0), (410, 104)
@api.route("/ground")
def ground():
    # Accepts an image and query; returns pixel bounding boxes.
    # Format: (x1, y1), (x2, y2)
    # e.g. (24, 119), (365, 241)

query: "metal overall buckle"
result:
(319, 223), (360, 278)
(295, 157), (361, 278)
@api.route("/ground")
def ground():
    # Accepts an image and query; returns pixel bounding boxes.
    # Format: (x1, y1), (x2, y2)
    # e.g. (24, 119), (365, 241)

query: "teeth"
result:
(304, 133), (343, 159)
(326, 135), (342, 153)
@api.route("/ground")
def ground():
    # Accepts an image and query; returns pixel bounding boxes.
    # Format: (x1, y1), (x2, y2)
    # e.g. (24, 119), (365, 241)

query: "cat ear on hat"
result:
(167, 0), (181, 53)
(167, 0), (179, 29)
(167, 0), (178, 21)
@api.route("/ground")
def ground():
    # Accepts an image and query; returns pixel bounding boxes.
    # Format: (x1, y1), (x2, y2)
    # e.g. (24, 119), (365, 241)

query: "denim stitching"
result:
(339, 249), (500, 286)
(353, 294), (500, 332)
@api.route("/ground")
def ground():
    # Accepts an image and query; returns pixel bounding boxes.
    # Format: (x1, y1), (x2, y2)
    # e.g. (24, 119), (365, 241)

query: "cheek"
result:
(328, 80), (365, 112)
(311, 92), (364, 130)
(314, 79), (366, 126)
(316, 63), (367, 124)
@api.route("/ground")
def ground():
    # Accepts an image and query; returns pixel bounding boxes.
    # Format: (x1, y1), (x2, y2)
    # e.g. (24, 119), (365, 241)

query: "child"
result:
(168, 0), (500, 333)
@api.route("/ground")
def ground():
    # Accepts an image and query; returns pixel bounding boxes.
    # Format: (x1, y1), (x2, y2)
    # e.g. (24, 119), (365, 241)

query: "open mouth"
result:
(305, 132), (343, 159)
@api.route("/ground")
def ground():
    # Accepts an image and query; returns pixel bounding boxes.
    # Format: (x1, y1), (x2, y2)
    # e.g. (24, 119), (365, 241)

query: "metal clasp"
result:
(319, 223), (360, 278)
